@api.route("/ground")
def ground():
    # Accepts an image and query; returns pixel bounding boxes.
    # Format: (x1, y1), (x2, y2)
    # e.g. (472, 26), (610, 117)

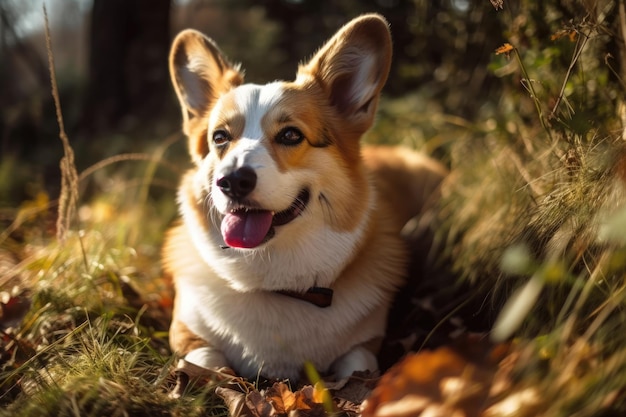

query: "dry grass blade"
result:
(549, 29), (590, 120)
(43, 4), (79, 242)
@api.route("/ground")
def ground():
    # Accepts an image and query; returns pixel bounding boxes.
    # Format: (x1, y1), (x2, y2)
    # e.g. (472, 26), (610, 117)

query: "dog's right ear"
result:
(169, 30), (243, 162)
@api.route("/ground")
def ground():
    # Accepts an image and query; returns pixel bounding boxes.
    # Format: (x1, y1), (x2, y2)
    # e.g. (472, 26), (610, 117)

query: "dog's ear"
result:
(297, 14), (392, 136)
(169, 30), (243, 161)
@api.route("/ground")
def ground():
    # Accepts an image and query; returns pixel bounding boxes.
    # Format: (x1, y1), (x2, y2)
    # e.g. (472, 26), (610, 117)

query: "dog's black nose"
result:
(216, 166), (257, 199)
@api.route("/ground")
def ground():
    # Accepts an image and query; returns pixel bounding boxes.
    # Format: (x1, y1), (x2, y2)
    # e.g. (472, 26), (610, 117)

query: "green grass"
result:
(0, 205), (229, 416)
(2, 314), (224, 417)
(428, 4), (626, 414)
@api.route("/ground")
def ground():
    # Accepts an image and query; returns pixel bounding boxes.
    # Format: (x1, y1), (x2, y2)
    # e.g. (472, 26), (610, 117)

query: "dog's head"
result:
(169, 14), (392, 291)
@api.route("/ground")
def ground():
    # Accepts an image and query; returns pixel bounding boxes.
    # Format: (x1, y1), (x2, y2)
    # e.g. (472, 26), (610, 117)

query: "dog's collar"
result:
(276, 287), (333, 308)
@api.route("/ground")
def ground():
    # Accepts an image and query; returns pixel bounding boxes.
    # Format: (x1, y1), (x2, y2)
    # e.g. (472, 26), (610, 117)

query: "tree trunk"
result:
(80, 0), (171, 134)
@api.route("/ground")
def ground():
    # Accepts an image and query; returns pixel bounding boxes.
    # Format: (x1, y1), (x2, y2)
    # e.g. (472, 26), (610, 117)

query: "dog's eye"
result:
(276, 127), (304, 146)
(212, 130), (231, 146)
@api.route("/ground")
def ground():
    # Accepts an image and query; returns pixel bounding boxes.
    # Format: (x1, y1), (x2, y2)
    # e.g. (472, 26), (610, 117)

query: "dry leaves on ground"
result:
(361, 339), (534, 417)
(185, 337), (540, 417)
(217, 381), (330, 417)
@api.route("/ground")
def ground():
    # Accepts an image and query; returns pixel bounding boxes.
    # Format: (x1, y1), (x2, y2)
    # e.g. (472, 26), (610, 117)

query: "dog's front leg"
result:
(171, 347), (235, 398)
(181, 345), (228, 369)
(330, 344), (379, 380)
(169, 318), (233, 397)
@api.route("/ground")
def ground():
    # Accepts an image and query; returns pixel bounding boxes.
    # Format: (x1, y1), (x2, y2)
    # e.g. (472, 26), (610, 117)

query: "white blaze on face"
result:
(209, 83), (298, 213)
(213, 82), (283, 169)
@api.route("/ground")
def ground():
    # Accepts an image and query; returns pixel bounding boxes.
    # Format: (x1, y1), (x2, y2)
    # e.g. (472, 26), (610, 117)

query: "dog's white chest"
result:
(175, 263), (386, 380)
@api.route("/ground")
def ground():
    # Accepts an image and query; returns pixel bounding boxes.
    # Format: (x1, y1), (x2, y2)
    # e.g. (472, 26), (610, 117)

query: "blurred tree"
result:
(240, 0), (505, 120)
(248, 0), (420, 95)
(0, 4), (48, 103)
(0, 1), (52, 167)
(79, 0), (172, 134)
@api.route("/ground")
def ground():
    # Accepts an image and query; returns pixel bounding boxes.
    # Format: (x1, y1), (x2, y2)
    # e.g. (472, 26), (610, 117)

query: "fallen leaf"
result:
(331, 372), (378, 406)
(362, 339), (510, 417)
(0, 293), (30, 331)
(246, 390), (274, 417)
(216, 387), (251, 417)
(216, 382), (330, 417)
(266, 382), (297, 414)
(295, 385), (316, 408)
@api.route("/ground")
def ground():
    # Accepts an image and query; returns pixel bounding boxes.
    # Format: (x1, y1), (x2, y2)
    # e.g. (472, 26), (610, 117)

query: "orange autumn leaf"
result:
(216, 382), (330, 417)
(294, 388), (315, 411)
(495, 43), (514, 55)
(362, 340), (511, 417)
(312, 382), (328, 404)
(266, 382), (297, 413)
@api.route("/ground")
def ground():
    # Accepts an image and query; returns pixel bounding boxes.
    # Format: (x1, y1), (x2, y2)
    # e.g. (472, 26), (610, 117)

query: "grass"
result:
(429, 2), (626, 414)
(0, 204), (231, 416)
(2, 313), (224, 417)
(0, 15), (195, 406)
(0, 16), (220, 411)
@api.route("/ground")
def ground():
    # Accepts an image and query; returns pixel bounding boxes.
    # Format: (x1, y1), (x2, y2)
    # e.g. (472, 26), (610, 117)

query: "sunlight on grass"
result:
(433, 3), (626, 413)
(0, 195), (228, 416)
(3, 313), (224, 417)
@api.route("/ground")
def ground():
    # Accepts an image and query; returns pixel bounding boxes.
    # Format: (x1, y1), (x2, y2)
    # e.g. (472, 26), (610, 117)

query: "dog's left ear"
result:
(297, 14), (392, 135)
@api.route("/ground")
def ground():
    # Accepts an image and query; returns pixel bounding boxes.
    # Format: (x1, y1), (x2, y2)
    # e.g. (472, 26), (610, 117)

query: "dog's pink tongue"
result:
(221, 210), (273, 248)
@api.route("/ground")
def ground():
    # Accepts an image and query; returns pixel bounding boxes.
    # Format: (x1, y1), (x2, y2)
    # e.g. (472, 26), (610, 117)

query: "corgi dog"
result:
(164, 14), (447, 386)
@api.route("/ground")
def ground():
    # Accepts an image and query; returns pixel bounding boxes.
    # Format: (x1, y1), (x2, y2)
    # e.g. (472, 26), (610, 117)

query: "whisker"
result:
(294, 196), (307, 212)
(206, 190), (220, 229)
(319, 193), (337, 226)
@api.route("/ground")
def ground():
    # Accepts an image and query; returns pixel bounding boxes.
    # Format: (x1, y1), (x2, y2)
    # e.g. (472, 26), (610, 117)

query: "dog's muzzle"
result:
(217, 167), (310, 249)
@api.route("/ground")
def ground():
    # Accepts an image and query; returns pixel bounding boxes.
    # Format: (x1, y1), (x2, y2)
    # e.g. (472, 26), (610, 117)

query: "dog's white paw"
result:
(185, 346), (228, 370)
(170, 347), (232, 398)
(331, 346), (378, 380)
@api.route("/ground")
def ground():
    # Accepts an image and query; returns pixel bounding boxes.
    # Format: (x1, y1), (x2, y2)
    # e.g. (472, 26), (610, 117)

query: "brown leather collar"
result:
(276, 287), (333, 308)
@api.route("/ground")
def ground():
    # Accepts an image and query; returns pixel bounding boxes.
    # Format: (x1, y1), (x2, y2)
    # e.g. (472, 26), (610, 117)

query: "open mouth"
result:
(220, 189), (310, 249)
